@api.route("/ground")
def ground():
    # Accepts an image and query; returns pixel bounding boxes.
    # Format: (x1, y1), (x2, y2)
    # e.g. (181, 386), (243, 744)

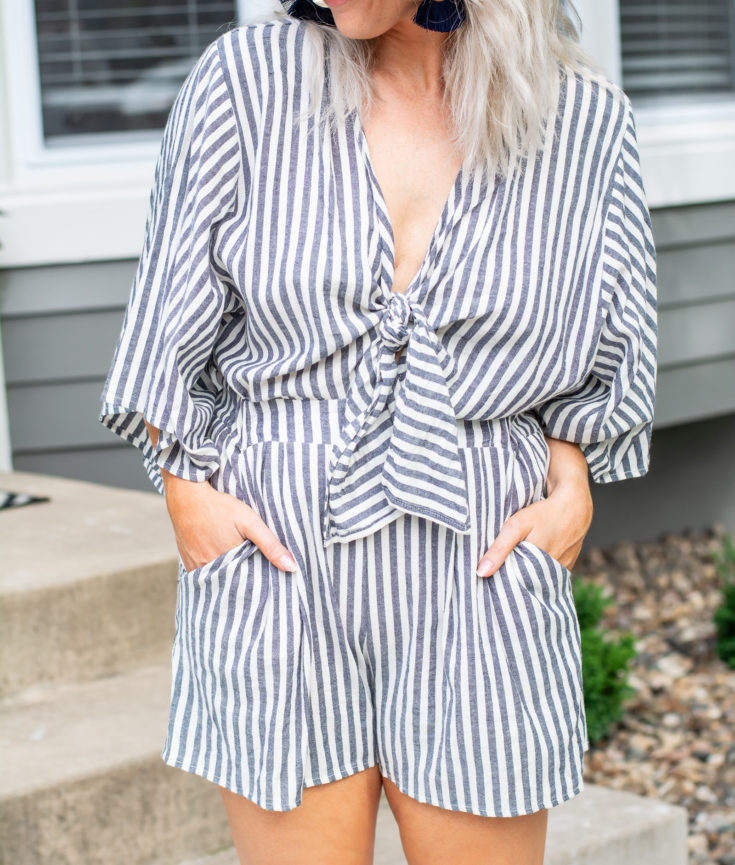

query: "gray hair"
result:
(274, 0), (603, 181)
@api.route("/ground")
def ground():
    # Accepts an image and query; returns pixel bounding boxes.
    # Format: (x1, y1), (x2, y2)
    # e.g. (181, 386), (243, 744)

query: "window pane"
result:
(34, 0), (238, 145)
(620, 0), (735, 103)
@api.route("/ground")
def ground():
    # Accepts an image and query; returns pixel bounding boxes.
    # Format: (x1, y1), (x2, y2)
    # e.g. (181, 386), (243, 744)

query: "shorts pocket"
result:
(171, 530), (309, 809)
(510, 538), (572, 604)
(517, 538), (573, 580)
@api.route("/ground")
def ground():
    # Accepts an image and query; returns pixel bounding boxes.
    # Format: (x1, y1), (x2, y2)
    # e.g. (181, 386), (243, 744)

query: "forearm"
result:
(545, 435), (590, 495)
(543, 435), (594, 543)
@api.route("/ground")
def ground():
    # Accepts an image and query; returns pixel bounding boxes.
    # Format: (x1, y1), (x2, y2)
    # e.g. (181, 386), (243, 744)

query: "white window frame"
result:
(1, 0), (735, 268)
(0, 0), (278, 268)
(576, 0), (735, 209)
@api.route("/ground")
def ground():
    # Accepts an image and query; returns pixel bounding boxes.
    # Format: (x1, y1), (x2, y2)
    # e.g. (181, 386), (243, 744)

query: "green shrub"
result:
(712, 533), (735, 669)
(572, 576), (637, 745)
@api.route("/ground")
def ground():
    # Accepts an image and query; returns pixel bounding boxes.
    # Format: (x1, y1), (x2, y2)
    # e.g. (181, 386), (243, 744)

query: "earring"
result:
(283, 0), (336, 26)
(413, 0), (466, 32)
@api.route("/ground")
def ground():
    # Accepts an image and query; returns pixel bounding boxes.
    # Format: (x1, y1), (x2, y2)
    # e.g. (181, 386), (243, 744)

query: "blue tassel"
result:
(283, 0), (466, 32)
(413, 0), (466, 32)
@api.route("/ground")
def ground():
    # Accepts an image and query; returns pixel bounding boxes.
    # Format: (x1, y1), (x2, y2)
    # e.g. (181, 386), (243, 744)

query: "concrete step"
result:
(179, 784), (689, 865)
(0, 662), (232, 865)
(0, 469), (179, 698)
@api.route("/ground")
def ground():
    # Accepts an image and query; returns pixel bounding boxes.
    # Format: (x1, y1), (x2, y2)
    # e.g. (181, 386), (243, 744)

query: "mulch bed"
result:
(574, 525), (735, 865)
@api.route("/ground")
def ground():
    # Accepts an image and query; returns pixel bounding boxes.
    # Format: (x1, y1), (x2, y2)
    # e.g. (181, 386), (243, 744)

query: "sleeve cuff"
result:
(98, 400), (222, 495)
(581, 424), (652, 485)
(589, 464), (650, 484)
(153, 429), (221, 485)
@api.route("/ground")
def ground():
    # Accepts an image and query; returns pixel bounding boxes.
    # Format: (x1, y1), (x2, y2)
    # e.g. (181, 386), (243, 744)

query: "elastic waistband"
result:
(234, 396), (511, 449)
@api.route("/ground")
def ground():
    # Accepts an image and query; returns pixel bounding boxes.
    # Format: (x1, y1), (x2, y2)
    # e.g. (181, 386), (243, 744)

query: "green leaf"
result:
(573, 576), (637, 745)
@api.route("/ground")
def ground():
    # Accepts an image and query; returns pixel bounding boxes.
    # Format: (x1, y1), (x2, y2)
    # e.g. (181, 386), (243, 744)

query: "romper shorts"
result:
(160, 395), (589, 818)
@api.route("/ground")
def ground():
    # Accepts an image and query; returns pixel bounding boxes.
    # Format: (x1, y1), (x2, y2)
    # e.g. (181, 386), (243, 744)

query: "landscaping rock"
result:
(576, 525), (735, 865)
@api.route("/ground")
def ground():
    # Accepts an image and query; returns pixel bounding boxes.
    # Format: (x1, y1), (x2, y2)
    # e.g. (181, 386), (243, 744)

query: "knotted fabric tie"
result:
(322, 291), (472, 545)
(379, 290), (412, 352)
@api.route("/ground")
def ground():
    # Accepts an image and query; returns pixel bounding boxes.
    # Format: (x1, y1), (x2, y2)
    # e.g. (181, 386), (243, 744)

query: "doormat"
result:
(0, 490), (51, 510)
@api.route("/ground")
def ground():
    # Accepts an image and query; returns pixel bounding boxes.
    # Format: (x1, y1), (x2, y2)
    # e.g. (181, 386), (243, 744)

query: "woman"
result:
(99, 0), (657, 862)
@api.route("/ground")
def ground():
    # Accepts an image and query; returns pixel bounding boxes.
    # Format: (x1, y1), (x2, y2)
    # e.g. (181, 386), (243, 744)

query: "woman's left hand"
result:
(475, 437), (594, 577)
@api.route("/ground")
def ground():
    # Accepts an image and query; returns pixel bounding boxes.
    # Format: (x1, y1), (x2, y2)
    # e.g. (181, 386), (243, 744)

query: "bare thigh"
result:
(218, 765), (384, 865)
(382, 777), (548, 865)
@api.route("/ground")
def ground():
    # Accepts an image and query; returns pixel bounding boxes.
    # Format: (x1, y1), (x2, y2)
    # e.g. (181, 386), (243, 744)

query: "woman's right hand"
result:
(162, 470), (298, 573)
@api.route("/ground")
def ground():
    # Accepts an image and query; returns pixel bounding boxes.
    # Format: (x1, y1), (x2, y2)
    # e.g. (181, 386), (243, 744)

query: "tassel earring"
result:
(413, 0), (466, 32)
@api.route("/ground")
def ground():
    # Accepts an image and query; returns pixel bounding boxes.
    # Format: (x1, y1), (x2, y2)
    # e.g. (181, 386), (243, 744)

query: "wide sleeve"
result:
(98, 38), (242, 495)
(533, 94), (658, 483)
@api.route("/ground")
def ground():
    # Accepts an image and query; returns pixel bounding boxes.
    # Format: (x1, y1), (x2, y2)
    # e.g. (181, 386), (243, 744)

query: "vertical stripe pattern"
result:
(99, 15), (656, 817)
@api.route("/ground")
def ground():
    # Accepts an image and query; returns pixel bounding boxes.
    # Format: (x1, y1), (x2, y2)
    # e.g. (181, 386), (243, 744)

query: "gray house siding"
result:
(1, 200), (734, 547)
(654, 200), (735, 428)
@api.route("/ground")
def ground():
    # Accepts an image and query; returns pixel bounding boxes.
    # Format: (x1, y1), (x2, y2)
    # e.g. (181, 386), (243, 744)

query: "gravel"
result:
(574, 524), (735, 865)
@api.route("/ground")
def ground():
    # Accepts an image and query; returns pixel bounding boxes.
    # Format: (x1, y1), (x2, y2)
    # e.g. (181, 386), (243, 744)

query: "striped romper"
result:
(98, 16), (658, 818)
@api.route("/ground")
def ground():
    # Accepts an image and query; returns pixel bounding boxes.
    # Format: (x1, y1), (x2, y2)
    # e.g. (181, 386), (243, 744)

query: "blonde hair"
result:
(273, 0), (604, 181)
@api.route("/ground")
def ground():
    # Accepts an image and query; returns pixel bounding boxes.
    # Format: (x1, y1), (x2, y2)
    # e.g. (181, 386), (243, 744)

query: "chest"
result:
(357, 95), (465, 298)
(228, 100), (605, 370)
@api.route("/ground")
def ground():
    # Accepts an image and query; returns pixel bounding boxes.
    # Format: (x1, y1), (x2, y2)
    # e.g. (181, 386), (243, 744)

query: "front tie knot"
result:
(321, 291), (473, 547)
(379, 292), (413, 353)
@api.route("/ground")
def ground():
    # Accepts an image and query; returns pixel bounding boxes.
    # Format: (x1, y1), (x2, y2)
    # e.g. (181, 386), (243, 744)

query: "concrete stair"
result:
(0, 469), (690, 864)
(0, 470), (179, 698)
(0, 664), (226, 865)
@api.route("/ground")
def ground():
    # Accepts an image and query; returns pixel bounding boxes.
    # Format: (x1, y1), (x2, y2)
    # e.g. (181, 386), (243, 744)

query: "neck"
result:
(370, 23), (448, 97)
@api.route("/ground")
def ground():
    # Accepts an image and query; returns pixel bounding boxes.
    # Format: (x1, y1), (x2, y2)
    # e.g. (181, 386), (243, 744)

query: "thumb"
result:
(476, 515), (528, 577)
(237, 505), (298, 573)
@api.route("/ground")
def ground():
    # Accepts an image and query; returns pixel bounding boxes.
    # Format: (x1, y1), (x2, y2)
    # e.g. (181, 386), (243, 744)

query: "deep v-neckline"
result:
(352, 106), (465, 300)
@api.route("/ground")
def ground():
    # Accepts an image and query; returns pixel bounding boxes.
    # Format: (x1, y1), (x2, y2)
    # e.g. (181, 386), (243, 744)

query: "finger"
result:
(476, 515), (529, 577)
(238, 506), (298, 573)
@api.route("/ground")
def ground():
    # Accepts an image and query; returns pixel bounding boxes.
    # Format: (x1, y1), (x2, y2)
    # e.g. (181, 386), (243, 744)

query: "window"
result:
(619, 0), (735, 104)
(33, 0), (238, 146)
(570, 0), (735, 208)
(0, 0), (272, 266)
